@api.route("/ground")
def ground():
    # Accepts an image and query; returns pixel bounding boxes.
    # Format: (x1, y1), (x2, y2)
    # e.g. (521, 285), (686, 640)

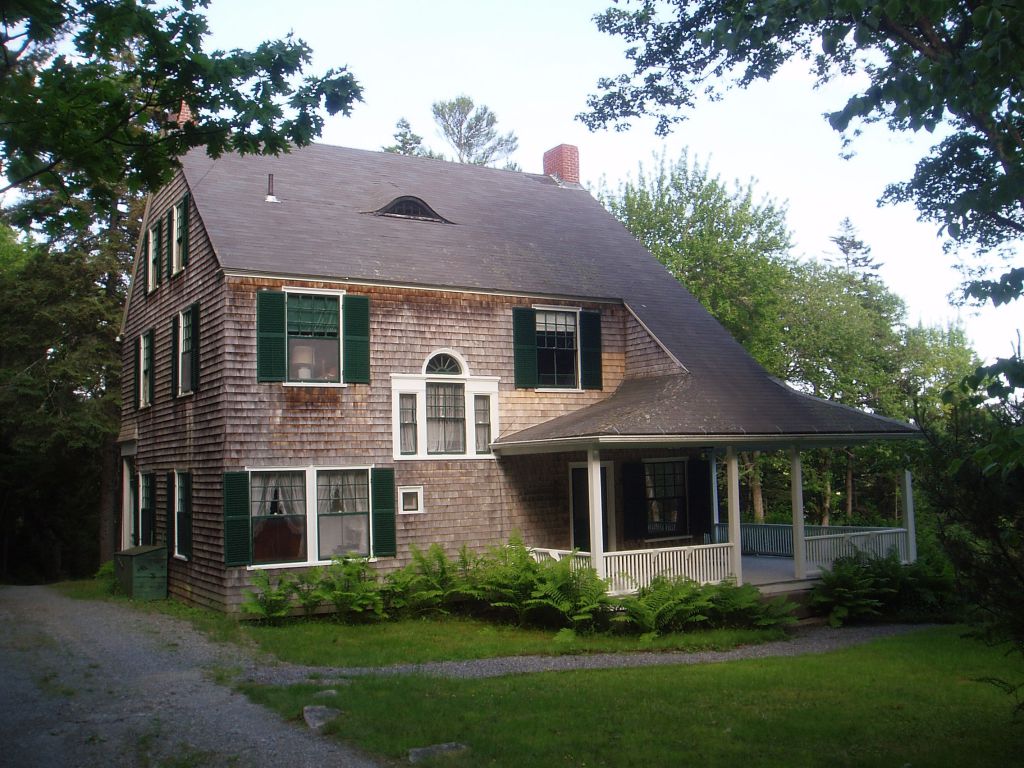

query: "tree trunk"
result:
(742, 451), (765, 523)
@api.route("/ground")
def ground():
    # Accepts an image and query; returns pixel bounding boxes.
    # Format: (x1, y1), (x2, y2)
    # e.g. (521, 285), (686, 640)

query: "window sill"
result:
(282, 381), (347, 388)
(174, 390), (195, 399)
(395, 453), (495, 461)
(535, 387), (584, 393)
(173, 554), (189, 562)
(248, 557), (377, 571)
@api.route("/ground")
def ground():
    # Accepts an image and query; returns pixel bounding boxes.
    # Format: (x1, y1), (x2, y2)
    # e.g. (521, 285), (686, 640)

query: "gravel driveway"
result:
(0, 585), (381, 768)
(0, 584), (927, 767)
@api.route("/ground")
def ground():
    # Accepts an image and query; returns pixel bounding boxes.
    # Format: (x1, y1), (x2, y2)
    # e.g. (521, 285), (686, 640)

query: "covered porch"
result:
(493, 373), (921, 596)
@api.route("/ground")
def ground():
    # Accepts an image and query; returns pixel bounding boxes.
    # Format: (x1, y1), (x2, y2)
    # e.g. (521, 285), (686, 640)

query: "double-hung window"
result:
(146, 222), (162, 293)
(137, 331), (154, 408)
(138, 472), (155, 545)
(512, 306), (602, 390)
(170, 195), (189, 275)
(222, 467), (396, 567)
(167, 471), (192, 560)
(173, 304), (200, 397)
(256, 290), (370, 385)
(391, 351), (499, 460)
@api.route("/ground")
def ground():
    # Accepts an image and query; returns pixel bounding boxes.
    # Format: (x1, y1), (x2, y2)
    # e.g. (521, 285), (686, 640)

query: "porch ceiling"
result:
(492, 373), (919, 456)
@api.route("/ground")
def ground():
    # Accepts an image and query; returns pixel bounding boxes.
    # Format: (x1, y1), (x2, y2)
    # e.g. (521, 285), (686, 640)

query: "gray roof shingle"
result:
(181, 143), (917, 443)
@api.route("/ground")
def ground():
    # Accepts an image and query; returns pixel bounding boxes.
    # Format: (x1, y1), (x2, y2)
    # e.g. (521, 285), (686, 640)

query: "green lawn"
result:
(242, 627), (1024, 767)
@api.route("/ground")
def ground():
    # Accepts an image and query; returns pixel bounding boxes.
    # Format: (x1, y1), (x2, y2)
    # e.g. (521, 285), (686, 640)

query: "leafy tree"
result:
(828, 217), (882, 279)
(1, 0), (362, 222)
(431, 95), (518, 166)
(582, 1), (1022, 304)
(599, 151), (793, 373)
(1, 1), (361, 577)
(382, 118), (443, 159)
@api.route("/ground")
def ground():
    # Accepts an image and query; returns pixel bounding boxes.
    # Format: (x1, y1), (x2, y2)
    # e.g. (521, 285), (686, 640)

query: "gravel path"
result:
(0, 584), (927, 767)
(0, 585), (380, 768)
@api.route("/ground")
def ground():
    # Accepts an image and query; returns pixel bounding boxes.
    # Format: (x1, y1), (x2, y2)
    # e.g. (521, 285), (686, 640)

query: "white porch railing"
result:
(711, 523), (910, 564)
(530, 543), (735, 594)
(803, 528), (909, 569)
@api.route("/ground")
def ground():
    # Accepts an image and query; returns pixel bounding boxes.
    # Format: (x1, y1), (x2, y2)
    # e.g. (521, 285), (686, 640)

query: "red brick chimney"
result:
(543, 144), (579, 184)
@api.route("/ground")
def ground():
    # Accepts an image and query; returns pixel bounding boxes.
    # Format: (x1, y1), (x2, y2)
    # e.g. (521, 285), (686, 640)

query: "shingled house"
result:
(117, 143), (919, 611)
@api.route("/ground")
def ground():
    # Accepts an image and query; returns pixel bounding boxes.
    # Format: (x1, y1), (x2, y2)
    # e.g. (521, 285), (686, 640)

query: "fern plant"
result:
(289, 568), (326, 617)
(527, 555), (611, 632)
(319, 556), (385, 622)
(472, 535), (542, 624)
(615, 576), (713, 636)
(241, 570), (293, 623)
(810, 554), (891, 627)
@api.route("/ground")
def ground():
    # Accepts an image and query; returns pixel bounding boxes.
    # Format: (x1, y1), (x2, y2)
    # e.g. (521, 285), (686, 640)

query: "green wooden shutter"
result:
(579, 310), (603, 390)
(165, 210), (173, 281)
(622, 463), (647, 540)
(343, 295), (370, 384)
(141, 473), (155, 545)
(686, 458), (713, 540)
(145, 330), (155, 405)
(190, 302), (200, 393)
(180, 193), (191, 268)
(223, 471), (251, 567)
(256, 291), (286, 382)
(512, 307), (538, 388)
(170, 315), (179, 397)
(166, 472), (175, 554)
(370, 467), (396, 557)
(180, 472), (193, 559)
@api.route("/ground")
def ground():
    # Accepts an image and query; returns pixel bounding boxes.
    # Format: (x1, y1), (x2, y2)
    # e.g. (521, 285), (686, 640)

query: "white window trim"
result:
(390, 370), (500, 461)
(138, 333), (152, 408)
(398, 485), (425, 515)
(280, 287), (348, 387)
(146, 223), (161, 293)
(533, 304), (583, 391)
(172, 470), (189, 560)
(171, 201), (186, 276)
(176, 309), (194, 398)
(245, 464), (376, 570)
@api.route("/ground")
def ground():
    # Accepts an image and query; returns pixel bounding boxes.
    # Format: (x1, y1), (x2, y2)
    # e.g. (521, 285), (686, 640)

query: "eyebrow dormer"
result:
(375, 196), (451, 223)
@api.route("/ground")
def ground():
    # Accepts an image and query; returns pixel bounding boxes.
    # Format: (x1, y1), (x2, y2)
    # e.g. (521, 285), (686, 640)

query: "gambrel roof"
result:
(180, 143), (917, 445)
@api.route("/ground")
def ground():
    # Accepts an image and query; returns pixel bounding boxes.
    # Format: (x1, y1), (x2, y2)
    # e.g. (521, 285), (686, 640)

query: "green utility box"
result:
(114, 545), (167, 600)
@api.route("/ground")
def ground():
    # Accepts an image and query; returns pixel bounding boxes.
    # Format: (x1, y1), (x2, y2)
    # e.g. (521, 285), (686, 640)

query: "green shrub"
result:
(94, 560), (118, 595)
(615, 576), (713, 635)
(319, 557), (384, 623)
(288, 568), (327, 617)
(241, 570), (294, 623)
(526, 556), (611, 632)
(706, 581), (796, 630)
(469, 535), (542, 624)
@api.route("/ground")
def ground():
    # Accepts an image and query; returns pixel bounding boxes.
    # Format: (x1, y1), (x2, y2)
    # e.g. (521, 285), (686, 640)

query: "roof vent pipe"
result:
(265, 173), (279, 203)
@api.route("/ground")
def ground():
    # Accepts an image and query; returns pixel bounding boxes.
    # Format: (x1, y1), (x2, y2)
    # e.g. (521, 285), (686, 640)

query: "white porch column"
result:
(901, 469), (918, 563)
(790, 447), (807, 580)
(726, 446), (743, 584)
(587, 448), (606, 579)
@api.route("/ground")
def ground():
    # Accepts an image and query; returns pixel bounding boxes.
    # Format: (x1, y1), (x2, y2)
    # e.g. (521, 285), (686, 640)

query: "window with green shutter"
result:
(223, 471), (251, 567)
(513, 307), (602, 390)
(371, 467), (396, 557)
(173, 304), (199, 397)
(171, 194), (190, 275)
(139, 472), (156, 546)
(138, 330), (154, 408)
(146, 221), (162, 293)
(175, 471), (192, 560)
(256, 291), (369, 385)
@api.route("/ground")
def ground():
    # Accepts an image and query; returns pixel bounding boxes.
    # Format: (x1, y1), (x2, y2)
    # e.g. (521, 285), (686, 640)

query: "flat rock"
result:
(408, 742), (469, 763)
(302, 705), (341, 732)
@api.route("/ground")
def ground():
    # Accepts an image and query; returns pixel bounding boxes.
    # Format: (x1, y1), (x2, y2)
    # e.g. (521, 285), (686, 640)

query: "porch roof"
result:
(492, 373), (919, 455)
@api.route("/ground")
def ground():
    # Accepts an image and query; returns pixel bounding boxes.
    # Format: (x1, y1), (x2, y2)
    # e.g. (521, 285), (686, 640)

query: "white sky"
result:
(203, 0), (1020, 363)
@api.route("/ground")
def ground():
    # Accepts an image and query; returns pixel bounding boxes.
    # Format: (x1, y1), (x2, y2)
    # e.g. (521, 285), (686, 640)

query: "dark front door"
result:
(571, 466), (609, 551)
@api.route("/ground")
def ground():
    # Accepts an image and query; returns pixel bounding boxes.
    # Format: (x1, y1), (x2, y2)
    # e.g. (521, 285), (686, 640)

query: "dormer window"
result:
(376, 196), (450, 223)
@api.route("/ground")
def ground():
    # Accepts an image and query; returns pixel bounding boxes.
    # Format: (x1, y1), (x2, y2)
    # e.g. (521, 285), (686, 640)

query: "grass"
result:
(244, 616), (786, 667)
(242, 626), (1024, 767)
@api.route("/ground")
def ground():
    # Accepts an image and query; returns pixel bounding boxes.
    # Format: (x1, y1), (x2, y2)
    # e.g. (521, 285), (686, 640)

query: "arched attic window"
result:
(425, 352), (463, 375)
(375, 196), (451, 223)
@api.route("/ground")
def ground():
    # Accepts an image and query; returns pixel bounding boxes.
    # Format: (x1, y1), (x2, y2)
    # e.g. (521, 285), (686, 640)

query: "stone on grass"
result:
(314, 689), (339, 698)
(302, 705), (341, 732)
(408, 742), (469, 763)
